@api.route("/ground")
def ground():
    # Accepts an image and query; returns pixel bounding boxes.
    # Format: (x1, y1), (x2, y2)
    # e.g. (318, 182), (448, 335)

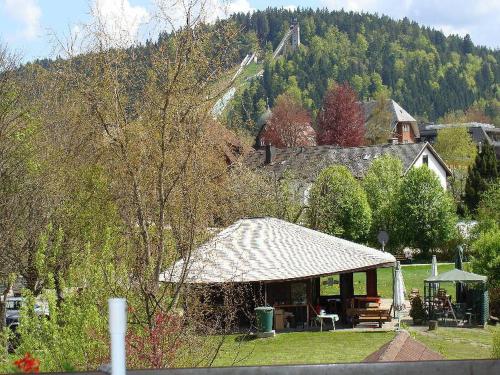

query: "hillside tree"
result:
(433, 127), (477, 207)
(317, 82), (365, 147)
(365, 93), (393, 145)
(260, 93), (315, 148)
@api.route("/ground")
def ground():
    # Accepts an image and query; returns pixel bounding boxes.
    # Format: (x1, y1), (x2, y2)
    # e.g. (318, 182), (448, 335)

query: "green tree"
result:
(308, 165), (372, 241)
(471, 229), (500, 287)
(395, 166), (457, 255)
(363, 155), (403, 250)
(433, 127), (477, 208)
(365, 94), (393, 145)
(464, 143), (498, 213)
(475, 179), (500, 232)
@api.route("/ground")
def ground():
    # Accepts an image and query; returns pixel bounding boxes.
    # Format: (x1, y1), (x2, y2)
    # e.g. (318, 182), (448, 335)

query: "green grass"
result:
(233, 62), (262, 87)
(321, 263), (457, 298)
(410, 326), (498, 360)
(212, 331), (395, 366)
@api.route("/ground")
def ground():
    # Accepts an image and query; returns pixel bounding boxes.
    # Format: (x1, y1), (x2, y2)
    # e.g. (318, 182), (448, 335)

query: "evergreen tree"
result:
(464, 143), (498, 213)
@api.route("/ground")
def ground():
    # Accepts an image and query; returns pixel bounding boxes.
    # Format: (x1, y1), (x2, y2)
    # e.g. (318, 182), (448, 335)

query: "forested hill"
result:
(227, 8), (500, 134)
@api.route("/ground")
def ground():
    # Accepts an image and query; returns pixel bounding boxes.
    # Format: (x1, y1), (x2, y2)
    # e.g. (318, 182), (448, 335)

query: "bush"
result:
(409, 295), (426, 323)
(493, 328), (500, 359)
(471, 229), (500, 287)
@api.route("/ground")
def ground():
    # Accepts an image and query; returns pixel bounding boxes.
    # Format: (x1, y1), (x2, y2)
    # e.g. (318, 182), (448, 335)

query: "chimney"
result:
(265, 144), (275, 164)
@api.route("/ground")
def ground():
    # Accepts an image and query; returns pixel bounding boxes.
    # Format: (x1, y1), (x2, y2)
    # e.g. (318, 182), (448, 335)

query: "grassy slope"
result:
(321, 263), (457, 298)
(411, 326), (498, 360)
(213, 331), (395, 366)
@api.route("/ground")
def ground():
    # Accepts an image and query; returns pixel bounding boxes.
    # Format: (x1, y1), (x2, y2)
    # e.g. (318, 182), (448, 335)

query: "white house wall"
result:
(413, 149), (448, 190)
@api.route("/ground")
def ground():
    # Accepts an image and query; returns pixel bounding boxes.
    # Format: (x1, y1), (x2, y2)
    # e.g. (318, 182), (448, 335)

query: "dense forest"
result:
(23, 7), (500, 136)
(227, 8), (500, 135)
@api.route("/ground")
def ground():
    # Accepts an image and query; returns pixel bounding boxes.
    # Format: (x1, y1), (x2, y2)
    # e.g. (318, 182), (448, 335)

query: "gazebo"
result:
(162, 217), (396, 329)
(424, 269), (489, 326)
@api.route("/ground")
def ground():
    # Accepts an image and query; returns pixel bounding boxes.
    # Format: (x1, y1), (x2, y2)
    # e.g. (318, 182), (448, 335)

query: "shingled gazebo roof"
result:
(161, 217), (395, 284)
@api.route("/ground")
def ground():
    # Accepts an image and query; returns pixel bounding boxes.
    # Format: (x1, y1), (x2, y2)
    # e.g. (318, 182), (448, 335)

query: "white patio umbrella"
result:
(431, 255), (439, 295)
(393, 261), (406, 330)
(431, 255), (438, 277)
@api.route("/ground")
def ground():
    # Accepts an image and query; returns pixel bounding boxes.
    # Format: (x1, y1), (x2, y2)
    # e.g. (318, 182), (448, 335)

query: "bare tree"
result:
(52, 0), (247, 367)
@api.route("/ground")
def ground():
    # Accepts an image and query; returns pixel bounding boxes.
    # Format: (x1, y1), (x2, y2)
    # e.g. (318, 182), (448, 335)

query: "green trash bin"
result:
(254, 306), (274, 332)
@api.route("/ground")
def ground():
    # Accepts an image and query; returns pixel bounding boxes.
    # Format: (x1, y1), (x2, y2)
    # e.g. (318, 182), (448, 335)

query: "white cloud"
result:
(2, 0), (42, 40)
(150, 0), (255, 31)
(283, 5), (298, 12)
(227, 0), (254, 14)
(92, 0), (149, 46)
(320, 0), (500, 48)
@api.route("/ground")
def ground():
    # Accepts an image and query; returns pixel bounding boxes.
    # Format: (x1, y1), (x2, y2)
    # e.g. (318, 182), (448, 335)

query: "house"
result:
(419, 122), (500, 159)
(364, 330), (443, 362)
(161, 217), (396, 328)
(360, 99), (420, 144)
(244, 142), (452, 203)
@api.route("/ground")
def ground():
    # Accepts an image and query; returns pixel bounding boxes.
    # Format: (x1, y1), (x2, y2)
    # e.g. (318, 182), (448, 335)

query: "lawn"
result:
(321, 263), (457, 298)
(410, 326), (498, 360)
(212, 331), (395, 366)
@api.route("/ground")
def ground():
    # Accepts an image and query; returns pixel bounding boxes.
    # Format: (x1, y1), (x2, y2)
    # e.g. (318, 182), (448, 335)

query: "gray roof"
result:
(422, 122), (495, 130)
(425, 269), (487, 283)
(245, 143), (449, 183)
(161, 217), (396, 284)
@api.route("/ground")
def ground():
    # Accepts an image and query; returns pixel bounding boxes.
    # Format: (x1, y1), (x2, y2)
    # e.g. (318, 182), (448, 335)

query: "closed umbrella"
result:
(431, 255), (438, 277)
(431, 255), (439, 296)
(455, 246), (465, 303)
(393, 261), (406, 330)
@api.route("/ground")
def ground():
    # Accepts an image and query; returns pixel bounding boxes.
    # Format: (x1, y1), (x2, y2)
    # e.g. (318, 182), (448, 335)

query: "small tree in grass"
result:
(395, 166), (457, 257)
(308, 165), (371, 242)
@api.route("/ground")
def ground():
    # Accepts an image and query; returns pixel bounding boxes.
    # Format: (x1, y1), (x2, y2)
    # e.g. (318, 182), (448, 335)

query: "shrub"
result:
(409, 295), (426, 323)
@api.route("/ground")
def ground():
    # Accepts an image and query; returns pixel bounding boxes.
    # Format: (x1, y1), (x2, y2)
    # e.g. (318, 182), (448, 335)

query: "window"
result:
(423, 155), (429, 165)
(403, 124), (410, 132)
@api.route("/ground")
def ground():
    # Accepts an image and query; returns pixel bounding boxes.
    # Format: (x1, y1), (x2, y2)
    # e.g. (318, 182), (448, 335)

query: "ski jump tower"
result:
(290, 19), (300, 51)
(272, 19), (301, 58)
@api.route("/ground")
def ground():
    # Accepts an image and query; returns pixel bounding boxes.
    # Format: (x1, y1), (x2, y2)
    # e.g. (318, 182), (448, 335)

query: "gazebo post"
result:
(340, 272), (354, 323)
(366, 269), (377, 297)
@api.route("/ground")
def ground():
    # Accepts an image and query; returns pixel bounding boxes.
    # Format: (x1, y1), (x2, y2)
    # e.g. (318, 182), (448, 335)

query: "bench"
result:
(395, 253), (412, 264)
(346, 307), (392, 328)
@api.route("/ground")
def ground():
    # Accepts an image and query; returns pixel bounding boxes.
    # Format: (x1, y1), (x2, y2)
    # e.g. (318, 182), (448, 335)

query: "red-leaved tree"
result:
(317, 82), (365, 146)
(260, 94), (315, 148)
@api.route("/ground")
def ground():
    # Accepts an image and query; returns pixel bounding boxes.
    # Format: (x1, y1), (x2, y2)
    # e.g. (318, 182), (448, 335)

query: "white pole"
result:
(109, 298), (127, 375)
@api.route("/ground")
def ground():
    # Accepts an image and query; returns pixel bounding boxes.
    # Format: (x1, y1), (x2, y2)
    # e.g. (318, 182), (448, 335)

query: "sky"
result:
(0, 0), (499, 62)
